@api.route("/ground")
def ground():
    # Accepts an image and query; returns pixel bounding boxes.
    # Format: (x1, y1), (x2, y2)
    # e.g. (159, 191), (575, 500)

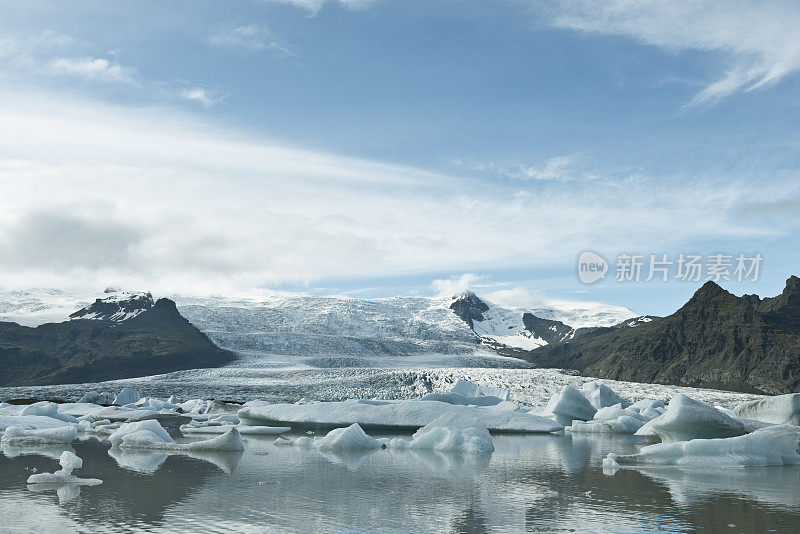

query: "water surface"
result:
(2, 432), (798, 533)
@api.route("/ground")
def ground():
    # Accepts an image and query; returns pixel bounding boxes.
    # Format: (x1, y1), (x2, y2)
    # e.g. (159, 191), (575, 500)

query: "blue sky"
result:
(1, 0), (799, 315)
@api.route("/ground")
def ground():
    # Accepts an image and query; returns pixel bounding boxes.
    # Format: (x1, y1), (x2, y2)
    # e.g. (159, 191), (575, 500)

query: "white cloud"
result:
(543, 0), (800, 105)
(508, 155), (576, 181)
(430, 273), (485, 297)
(180, 87), (222, 107)
(47, 56), (136, 84)
(0, 90), (793, 294)
(263, 0), (376, 14)
(209, 25), (295, 57)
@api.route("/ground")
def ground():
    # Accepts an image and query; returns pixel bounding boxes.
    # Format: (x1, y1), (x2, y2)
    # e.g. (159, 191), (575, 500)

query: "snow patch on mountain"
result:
(69, 292), (154, 322)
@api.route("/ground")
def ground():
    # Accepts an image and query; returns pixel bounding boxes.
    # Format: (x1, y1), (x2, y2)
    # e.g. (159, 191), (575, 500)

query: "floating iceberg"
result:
(568, 416), (644, 434)
(109, 420), (244, 451)
(541, 385), (597, 426)
(419, 391), (503, 406)
(0, 415), (73, 431)
(27, 450), (102, 486)
(449, 379), (510, 401)
(603, 425), (800, 468)
(387, 412), (495, 454)
(314, 424), (383, 451)
(634, 394), (746, 443)
(77, 391), (115, 405)
(20, 402), (78, 423)
(238, 399), (562, 433)
(89, 406), (157, 422)
(734, 394), (800, 425)
(581, 382), (628, 410)
(113, 388), (142, 406)
(1, 425), (77, 446)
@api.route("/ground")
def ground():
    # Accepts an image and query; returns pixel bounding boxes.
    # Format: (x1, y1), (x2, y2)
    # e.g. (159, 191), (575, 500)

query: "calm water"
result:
(2, 432), (799, 533)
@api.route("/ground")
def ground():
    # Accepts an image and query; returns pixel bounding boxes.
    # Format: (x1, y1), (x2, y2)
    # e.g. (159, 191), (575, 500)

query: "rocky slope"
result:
(0, 294), (235, 386)
(530, 277), (800, 395)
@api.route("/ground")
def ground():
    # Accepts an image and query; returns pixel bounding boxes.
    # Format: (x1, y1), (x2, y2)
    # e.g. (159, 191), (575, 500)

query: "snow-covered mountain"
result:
(0, 288), (640, 359)
(448, 291), (639, 351)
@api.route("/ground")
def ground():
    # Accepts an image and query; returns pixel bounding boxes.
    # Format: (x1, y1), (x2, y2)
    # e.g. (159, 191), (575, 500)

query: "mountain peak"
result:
(690, 280), (728, 300)
(449, 291), (489, 328)
(69, 292), (155, 322)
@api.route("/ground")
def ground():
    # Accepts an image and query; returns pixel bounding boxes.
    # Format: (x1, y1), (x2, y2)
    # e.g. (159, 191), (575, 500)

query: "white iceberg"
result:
(77, 391), (115, 405)
(313, 424), (383, 451)
(20, 402), (78, 423)
(449, 379), (510, 401)
(419, 391), (503, 406)
(634, 394), (746, 443)
(604, 425), (800, 468)
(109, 420), (244, 451)
(568, 416), (645, 434)
(387, 412), (495, 454)
(27, 450), (102, 486)
(734, 394), (800, 425)
(0, 414), (74, 431)
(113, 388), (142, 406)
(1, 425), (77, 446)
(581, 382), (628, 410)
(238, 399), (562, 433)
(541, 385), (597, 426)
(89, 406), (157, 422)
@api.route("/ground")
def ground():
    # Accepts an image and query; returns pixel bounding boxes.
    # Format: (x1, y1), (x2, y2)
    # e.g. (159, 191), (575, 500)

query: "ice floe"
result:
(239, 399), (562, 433)
(634, 394), (746, 443)
(603, 425), (800, 468)
(180, 424), (290, 435)
(449, 379), (510, 401)
(1, 425), (77, 446)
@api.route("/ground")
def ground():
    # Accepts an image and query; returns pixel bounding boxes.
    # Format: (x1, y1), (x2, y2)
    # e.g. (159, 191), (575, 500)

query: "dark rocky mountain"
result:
(69, 292), (154, 321)
(530, 277), (800, 395)
(0, 294), (235, 387)
(521, 313), (574, 344)
(449, 291), (489, 329)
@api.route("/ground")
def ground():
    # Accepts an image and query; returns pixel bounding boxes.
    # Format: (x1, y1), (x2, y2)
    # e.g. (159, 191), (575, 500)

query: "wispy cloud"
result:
(209, 25), (295, 57)
(263, 0), (377, 15)
(0, 90), (794, 294)
(47, 56), (136, 84)
(542, 0), (800, 106)
(180, 87), (222, 107)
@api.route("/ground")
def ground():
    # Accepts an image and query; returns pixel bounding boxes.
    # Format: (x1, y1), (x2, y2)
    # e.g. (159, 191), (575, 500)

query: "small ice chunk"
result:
(542, 385), (597, 426)
(581, 382), (628, 410)
(629, 399), (666, 412)
(1, 426), (78, 446)
(113, 388), (142, 406)
(314, 424), (382, 451)
(77, 391), (100, 404)
(734, 394), (800, 425)
(27, 450), (102, 486)
(388, 412), (495, 454)
(593, 404), (647, 422)
(180, 424), (290, 435)
(635, 394), (746, 443)
(606, 425), (800, 467)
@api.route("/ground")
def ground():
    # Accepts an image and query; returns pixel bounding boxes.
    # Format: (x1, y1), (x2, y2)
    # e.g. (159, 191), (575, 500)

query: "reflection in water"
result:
(0, 433), (799, 533)
(2, 443), (75, 460)
(28, 482), (82, 505)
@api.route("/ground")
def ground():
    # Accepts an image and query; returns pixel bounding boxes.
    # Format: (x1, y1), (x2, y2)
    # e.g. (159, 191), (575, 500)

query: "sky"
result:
(1, 0), (799, 316)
